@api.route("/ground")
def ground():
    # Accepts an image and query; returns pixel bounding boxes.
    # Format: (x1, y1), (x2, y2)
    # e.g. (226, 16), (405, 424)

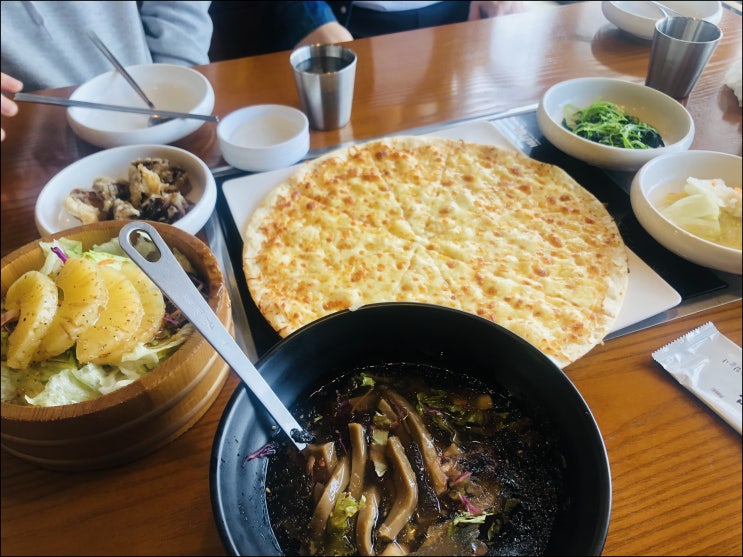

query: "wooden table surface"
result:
(1, 2), (741, 555)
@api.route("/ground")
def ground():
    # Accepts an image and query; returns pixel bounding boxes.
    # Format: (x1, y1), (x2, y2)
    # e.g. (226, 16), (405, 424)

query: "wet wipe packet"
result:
(652, 322), (742, 434)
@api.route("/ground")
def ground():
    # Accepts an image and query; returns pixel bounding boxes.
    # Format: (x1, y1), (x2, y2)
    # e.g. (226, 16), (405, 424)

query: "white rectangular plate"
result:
(223, 120), (681, 335)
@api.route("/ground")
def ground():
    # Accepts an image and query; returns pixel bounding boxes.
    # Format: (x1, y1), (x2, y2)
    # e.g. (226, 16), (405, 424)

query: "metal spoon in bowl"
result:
(118, 221), (314, 452)
(646, 1), (686, 18)
(88, 31), (172, 127)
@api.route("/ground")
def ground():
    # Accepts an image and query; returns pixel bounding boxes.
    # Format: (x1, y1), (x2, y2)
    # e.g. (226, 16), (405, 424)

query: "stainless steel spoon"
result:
(646, 1), (686, 18)
(88, 31), (172, 126)
(118, 221), (313, 452)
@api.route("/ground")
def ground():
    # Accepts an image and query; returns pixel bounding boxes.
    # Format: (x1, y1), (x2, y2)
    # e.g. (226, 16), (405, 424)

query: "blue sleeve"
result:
(267, 1), (340, 51)
(139, 1), (214, 66)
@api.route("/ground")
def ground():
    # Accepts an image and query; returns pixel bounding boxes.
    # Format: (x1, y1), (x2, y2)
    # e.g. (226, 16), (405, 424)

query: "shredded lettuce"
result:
(329, 492), (365, 530)
(39, 238), (83, 276)
(451, 511), (491, 527)
(24, 367), (99, 406)
(91, 237), (129, 258)
(81, 248), (130, 268)
(322, 493), (365, 556)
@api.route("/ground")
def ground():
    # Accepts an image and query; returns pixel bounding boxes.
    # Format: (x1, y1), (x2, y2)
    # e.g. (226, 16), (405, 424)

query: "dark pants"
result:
(332, 1), (471, 38)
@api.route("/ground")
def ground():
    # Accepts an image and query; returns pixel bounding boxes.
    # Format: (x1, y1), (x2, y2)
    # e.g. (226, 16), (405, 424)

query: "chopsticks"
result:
(13, 92), (219, 122)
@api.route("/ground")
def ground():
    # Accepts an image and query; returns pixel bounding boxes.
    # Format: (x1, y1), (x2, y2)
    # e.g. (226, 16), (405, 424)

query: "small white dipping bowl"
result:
(537, 77), (694, 171)
(35, 144), (217, 237)
(217, 105), (310, 172)
(630, 150), (742, 275)
(67, 64), (215, 148)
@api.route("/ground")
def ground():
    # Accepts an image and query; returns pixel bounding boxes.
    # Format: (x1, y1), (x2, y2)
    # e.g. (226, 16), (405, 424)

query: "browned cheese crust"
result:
(243, 136), (629, 368)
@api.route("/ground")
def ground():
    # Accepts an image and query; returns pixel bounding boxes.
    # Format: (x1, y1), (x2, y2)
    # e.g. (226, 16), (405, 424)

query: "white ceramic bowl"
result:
(67, 64), (215, 148)
(35, 144), (217, 237)
(217, 105), (310, 172)
(630, 150), (742, 275)
(601, 1), (722, 41)
(537, 77), (694, 171)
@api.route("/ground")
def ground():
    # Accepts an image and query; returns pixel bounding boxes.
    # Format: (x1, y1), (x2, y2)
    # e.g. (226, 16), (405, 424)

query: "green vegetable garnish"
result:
(562, 100), (665, 149)
(321, 492), (365, 555)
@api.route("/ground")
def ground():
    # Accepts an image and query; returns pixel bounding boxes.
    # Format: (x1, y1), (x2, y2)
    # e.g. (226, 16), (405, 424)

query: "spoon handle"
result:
(118, 222), (310, 452)
(88, 31), (156, 109)
(14, 92), (219, 122)
(647, 1), (685, 18)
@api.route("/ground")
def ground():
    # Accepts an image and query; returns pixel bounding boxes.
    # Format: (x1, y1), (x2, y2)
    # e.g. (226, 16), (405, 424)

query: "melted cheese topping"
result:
(244, 136), (629, 367)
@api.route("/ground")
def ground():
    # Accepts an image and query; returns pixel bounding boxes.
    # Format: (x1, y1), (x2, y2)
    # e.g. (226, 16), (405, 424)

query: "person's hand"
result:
(1, 72), (23, 142)
(296, 22), (354, 48)
(468, 1), (525, 20)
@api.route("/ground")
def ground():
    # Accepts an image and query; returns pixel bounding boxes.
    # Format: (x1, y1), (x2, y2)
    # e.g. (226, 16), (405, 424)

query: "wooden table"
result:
(2, 3), (741, 555)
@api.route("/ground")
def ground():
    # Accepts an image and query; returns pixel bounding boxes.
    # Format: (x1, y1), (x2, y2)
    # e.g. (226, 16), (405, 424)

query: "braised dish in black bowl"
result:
(210, 303), (611, 556)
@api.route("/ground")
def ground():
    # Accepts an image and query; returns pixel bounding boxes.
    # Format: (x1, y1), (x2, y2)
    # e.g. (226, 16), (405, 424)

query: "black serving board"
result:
(491, 111), (729, 300)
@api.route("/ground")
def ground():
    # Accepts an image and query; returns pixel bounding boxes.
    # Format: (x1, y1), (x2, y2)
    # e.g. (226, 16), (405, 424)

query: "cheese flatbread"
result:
(243, 136), (629, 367)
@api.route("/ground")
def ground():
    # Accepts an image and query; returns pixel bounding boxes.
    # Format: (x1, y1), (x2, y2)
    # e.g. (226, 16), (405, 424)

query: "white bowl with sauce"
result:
(217, 105), (310, 172)
(630, 150), (742, 275)
(537, 77), (694, 171)
(67, 64), (215, 148)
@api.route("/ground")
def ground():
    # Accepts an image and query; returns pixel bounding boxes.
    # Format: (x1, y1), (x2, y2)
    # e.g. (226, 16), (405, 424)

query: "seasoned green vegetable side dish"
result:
(562, 100), (665, 149)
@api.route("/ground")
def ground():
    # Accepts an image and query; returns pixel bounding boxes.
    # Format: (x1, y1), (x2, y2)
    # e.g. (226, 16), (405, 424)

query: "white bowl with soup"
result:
(630, 150), (742, 275)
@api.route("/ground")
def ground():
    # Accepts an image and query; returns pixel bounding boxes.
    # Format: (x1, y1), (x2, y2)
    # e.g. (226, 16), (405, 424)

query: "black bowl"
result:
(210, 303), (611, 555)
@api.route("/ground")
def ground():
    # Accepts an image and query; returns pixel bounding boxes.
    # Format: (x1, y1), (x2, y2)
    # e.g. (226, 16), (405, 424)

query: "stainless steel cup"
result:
(290, 44), (357, 131)
(645, 17), (722, 99)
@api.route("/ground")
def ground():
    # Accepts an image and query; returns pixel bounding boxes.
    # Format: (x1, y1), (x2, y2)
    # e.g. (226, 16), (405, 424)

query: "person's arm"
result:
(264, 1), (351, 51)
(139, 1), (213, 66)
(1, 72), (23, 142)
(468, 1), (525, 19)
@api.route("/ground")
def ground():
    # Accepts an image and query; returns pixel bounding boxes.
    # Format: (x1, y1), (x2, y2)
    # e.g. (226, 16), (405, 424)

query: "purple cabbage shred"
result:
(242, 442), (279, 466)
(51, 246), (68, 263)
(459, 493), (483, 515)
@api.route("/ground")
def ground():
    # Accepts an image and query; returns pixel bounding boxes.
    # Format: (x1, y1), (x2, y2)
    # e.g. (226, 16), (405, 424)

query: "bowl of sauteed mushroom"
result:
(210, 303), (611, 556)
(1, 220), (231, 470)
(34, 144), (216, 237)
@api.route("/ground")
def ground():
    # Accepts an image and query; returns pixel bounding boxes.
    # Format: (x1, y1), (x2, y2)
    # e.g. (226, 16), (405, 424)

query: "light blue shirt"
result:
(1, 1), (213, 91)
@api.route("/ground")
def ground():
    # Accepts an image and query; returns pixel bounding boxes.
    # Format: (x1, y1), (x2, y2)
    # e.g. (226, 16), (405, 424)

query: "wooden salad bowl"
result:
(1, 220), (232, 471)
